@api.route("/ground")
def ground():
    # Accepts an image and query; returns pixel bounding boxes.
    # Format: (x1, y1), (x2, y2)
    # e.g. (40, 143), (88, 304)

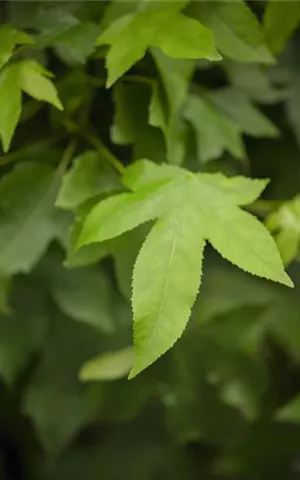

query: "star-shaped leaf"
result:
(78, 160), (292, 377)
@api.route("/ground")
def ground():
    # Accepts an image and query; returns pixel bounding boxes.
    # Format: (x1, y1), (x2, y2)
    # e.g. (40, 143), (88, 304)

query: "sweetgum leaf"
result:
(0, 60), (62, 151)
(188, 0), (274, 64)
(79, 160), (292, 376)
(97, 8), (220, 86)
(18, 60), (63, 110)
(264, 0), (300, 53)
(129, 179), (205, 377)
(78, 178), (180, 247)
(205, 88), (279, 138)
(0, 24), (33, 70)
(184, 94), (245, 163)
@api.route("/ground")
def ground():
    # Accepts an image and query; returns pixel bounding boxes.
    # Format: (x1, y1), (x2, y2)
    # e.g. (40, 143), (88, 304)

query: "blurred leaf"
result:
(0, 276), (12, 316)
(112, 82), (166, 162)
(224, 61), (287, 104)
(80, 347), (134, 381)
(189, 0), (274, 64)
(151, 48), (194, 164)
(22, 310), (105, 454)
(264, 1), (300, 53)
(184, 94), (245, 163)
(52, 266), (114, 334)
(205, 87), (279, 138)
(265, 196), (300, 265)
(0, 162), (61, 275)
(276, 395), (300, 424)
(0, 281), (48, 384)
(56, 150), (119, 210)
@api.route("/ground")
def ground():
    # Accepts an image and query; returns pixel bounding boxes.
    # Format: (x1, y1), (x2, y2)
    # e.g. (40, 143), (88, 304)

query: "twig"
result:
(64, 119), (125, 175)
(57, 138), (78, 175)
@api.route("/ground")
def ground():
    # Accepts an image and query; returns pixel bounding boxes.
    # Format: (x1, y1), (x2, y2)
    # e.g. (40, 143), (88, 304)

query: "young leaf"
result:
(97, 8), (220, 86)
(0, 163), (60, 275)
(188, 0), (274, 64)
(78, 178), (180, 247)
(264, 1), (300, 53)
(0, 24), (33, 70)
(79, 160), (292, 376)
(80, 347), (134, 381)
(184, 94), (245, 163)
(0, 60), (62, 151)
(129, 180), (205, 378)
(198, 173), (269, 206)
(18, 60), (63, 110)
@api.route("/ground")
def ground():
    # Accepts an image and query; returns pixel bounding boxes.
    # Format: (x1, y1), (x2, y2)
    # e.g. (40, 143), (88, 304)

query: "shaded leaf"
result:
(264, 1), (300, 53)
(56, 150), (119, 210)
(0, 162), (61, 275)
(189, 0), (274, 64)
(80, 347), (134, 381)
(184, 94), (245, 163)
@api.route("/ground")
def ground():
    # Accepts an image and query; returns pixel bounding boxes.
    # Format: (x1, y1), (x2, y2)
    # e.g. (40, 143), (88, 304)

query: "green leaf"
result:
(79, 161), (292, 376)
(265, 196), (300, 265)
(264, 0), (300, 53)
(224, 61), (287, 104)
(80, 347), (134, 381)
(22, 311), (104, 453)
(97, 8), (220, 86)
(205, 88), (279, 138)
(276, 395), (300, 424)
(0, 276), (12, 316)
(188, 0), (274, 64)
(151, 48), (194, 165)
(112, 226), (149, 300)
(184, 94), (245, 163)
(78, 178), (180, 247)
(0, 65), (22, 152)
(52, 265), (114, 334)
(0, 162), (60, 275)
(112, 83), (166, 163)
(18, 60), (63, 110)
(129, 180), (205, 378)
(0, 60), (62, 151)
(0, 282), (48, 384)
(198, 173), (269, 206)
(56, 150), (119, 210)
(196, 175), (292, 287)
(0, 24), (33, 70)
(122, 159), (181, 191)
(30, 7), (101, 64)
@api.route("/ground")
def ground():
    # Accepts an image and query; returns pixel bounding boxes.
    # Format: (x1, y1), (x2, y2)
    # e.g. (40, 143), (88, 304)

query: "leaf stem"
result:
(64, 119), (125, 175)
(57, 138), (78, 175)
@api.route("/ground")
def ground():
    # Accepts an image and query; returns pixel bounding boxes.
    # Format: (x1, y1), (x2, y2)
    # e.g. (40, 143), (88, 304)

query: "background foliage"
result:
(1, 0), (300, 479)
